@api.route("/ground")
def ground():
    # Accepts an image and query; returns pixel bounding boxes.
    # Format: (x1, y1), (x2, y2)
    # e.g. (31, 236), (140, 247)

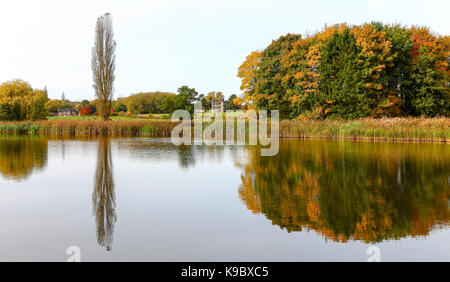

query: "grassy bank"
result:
(280, 117), (449, 142)
(0, 117), (448, 142)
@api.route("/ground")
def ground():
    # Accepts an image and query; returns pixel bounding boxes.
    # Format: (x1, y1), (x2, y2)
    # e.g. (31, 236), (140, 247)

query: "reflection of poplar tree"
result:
(93, 138), (116, 251)
(177, 145), (195, 169)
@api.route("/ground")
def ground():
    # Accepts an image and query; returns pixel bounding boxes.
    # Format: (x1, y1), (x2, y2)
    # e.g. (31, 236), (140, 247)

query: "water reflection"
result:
(92, 138), (117, 251)
(238, 140), (450, 243)
(115, 138), (236, 169)
(1, 135), (448, 251)
(0, 136), (48, 181)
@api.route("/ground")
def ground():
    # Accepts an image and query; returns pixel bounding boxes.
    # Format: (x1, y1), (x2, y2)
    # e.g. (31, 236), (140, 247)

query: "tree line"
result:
(0, 79), (239, 121)
(4, 18), (447, 122)
(237, 22), (449, 119)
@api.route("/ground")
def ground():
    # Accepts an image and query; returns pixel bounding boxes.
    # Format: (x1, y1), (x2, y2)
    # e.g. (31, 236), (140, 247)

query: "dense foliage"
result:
(0, 80), (49, 121)
(160, 86), (202, 114)
(45, 99), (74, 113)
(79, 105), (92, 115)
(238, 23), (449, 119)
(122, 92), (174, 115)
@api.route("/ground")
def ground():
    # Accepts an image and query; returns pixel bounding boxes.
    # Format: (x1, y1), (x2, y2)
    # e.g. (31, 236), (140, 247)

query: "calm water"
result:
(0, 136), (448, 261)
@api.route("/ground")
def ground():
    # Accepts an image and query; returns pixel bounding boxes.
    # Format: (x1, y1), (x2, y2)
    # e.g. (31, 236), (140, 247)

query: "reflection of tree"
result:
(238, 140), (449, 243)
(177, 144), (196, 168)
(93, 138), (116, 251)
(0, 136), (48, 181)
(115, 139), (231, 170)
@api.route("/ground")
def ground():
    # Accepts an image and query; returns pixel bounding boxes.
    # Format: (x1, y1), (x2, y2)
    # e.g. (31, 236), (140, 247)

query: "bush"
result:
(79, 106), (92, 116)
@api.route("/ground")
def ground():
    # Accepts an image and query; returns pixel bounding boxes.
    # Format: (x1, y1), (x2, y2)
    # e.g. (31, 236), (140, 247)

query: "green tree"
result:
(318, 29), (369, 119)
(124, 92), (173, 114)
(407, 28), (449, 116)
(160, 86), (201, 115)
(113, 101), (127, 112)
(227, 94), (240, 110)
(254, 33), (302, 118)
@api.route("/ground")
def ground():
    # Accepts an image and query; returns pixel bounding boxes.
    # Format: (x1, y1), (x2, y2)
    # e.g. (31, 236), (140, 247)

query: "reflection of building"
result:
(211, 99), (227, 113)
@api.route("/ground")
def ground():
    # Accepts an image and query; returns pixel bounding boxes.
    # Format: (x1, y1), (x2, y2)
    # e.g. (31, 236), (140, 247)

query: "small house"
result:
(57, 109), (79, 117)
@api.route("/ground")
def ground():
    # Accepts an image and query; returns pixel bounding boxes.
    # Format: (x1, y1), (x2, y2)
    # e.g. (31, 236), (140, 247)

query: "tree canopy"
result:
(123, 92), (174, 115)
(0, 79), (48, 121)
(238, 23), (449, 119)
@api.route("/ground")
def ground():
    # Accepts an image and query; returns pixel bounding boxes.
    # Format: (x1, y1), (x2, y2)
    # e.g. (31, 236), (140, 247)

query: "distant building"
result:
(56, 109), (79, 117)
(211, 98), (227, 113)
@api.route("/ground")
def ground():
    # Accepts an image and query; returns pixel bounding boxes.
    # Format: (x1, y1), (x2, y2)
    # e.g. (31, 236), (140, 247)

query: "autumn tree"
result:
(407, 28), (449, 116)
(92, 13), (116, 121)
(227, 94), (240, 110)
(46, 99), (73, 113)
(254, 34), (302, 118)
(237, 51), (261, 105)
(237, 23), (449, 119)
(0, 79), (48, 121)
(79, 105), (92, 115)
(124, 92), (174, 114)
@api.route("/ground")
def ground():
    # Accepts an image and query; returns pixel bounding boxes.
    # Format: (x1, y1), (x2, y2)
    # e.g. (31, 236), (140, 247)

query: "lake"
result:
(0, 136), (448, 261)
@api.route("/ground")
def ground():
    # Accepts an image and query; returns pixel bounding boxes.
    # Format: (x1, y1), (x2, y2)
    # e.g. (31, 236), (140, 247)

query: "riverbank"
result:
(0, 117), (448, 142)
(279, 117), (449, 142)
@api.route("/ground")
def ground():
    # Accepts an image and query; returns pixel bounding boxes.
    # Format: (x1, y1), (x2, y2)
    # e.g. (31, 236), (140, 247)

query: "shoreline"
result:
(0, 117), (448, 143)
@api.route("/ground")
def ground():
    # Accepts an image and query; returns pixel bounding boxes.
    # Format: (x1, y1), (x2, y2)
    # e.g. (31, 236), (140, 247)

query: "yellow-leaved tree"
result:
(0, 79), (48, 121)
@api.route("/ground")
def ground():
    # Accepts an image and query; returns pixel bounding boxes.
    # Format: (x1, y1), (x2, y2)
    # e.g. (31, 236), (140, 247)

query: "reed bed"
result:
(0, 117), (448, 142)
(280, 117), (449, 142)
(0, 120), (177, 137)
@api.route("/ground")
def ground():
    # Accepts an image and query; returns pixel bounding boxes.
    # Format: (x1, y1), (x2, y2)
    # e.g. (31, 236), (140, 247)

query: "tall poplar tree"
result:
(91, 13), (116, 121)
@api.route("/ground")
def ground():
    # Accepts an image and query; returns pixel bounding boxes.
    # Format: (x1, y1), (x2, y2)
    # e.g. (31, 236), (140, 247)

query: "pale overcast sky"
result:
(0, 0), (448, 100)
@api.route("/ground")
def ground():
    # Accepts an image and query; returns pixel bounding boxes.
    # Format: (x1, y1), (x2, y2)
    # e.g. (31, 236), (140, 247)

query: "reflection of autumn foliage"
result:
(0, 136), (47, 180)
(238, 140), (449, 243)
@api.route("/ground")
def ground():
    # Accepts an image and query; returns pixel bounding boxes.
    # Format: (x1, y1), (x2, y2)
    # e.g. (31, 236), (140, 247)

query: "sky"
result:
(0, 0), (449, 101)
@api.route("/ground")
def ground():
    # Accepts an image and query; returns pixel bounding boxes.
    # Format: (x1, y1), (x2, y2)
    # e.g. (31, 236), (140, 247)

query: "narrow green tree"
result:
(319, 29), (368, 119)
